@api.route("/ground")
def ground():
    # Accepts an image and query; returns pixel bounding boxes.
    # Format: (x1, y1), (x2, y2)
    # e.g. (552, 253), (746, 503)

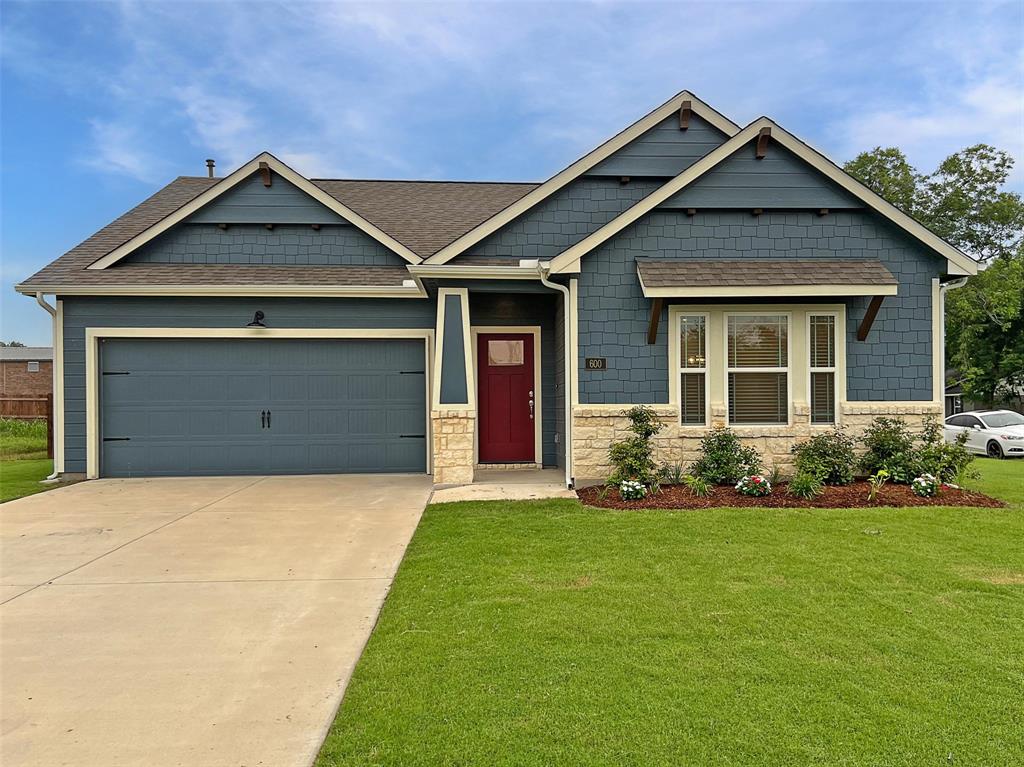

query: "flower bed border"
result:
(577, 480), (1005, 510)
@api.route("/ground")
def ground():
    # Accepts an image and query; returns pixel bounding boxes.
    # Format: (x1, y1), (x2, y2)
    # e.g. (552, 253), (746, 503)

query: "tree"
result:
(0, 341), (26, 347)
(845, 145), (1024, 407)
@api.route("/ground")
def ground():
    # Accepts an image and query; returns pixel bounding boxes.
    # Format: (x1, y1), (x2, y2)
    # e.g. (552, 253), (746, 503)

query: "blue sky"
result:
(2, 0), (1022, 345)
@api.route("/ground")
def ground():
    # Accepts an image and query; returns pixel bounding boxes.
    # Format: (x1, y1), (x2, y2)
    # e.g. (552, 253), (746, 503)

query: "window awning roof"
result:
(636, 258), (898, 298)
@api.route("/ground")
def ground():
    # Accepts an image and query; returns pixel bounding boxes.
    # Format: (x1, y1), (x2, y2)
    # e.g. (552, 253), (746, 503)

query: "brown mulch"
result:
(577, 480), (1006, 510)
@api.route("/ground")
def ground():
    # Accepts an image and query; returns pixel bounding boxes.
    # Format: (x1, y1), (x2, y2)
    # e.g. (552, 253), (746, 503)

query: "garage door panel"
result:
(100, 338), (427, 477)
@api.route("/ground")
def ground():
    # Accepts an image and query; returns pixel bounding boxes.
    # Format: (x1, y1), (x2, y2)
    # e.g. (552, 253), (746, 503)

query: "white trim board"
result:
(471, 326), (544, 466)
(424, 91), (740, 265)
(86, 152), (423, 269)
(432, 288), (477, 411)
(548, 117), (979, 277)
(17, 284), (427, 298)
(83, 327), (435, 480)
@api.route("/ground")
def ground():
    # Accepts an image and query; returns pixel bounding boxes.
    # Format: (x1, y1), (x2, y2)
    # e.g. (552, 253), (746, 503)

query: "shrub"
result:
(787, 473), (824, 499)
(858, 417), (919, 483)
(911, 473), (940, 497)
(658, 462), (685, 485)
(619, 480), (648, 500)
(767, 465), (784, 486)
(736, 474), (772, 497)
(606, 406), (664, 486)
(791, 429), (855, 485)
(690, 428), (762, 485)
(917, 419), (974, 483)
(681, 474), (712, 498)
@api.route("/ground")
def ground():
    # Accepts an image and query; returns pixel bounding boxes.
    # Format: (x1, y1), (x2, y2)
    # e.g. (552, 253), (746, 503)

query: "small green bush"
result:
(658, 462), (685, 485)
(917, 419), (974, 483)
(690, 428), (762, 485)
(681, 474), (712, 498)
(791, 429), (855, 485)
(787, 473), (824, 499)
(606, 406), (664, 486)
(858, 417), (919, 482)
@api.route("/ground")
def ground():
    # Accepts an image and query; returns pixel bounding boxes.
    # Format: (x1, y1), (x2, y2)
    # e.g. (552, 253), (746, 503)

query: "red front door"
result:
(478, 333), (535, 463)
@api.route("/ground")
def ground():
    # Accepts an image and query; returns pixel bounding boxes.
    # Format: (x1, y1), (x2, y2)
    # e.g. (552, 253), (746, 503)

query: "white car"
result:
(943, 410), (1024, 459)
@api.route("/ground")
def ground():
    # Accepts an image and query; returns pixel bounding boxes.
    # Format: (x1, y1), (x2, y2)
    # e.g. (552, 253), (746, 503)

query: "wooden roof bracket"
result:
(258, 161), (272, 187)
(679, 100), (692, 130)
(647, 297), (664, 344)
(755, 127), (771, 160)
(856, 295), (885, 341)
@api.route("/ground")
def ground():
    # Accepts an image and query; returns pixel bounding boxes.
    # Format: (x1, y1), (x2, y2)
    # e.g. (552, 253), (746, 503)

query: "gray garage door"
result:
(100, 338), (427, 477)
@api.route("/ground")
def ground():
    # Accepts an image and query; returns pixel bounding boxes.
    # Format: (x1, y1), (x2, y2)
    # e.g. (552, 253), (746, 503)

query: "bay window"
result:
(677, 315), (707, 425)
(808, 314), (837, 424)
(727, 314), (789, 425)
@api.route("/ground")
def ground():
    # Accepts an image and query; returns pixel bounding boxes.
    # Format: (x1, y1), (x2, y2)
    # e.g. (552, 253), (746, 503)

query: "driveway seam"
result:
(0, 476), (268, 606)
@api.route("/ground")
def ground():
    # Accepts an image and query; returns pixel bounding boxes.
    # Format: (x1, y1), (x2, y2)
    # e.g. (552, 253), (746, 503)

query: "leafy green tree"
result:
(845, 145), (1024, 407)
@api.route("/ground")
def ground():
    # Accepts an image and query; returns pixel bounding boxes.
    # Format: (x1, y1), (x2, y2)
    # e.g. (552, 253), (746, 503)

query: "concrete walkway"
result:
(431, 467), (577, 503)
(0, 474), (431, 767)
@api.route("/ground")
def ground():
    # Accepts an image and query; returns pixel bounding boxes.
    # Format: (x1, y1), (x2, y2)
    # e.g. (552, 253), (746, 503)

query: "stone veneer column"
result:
(571, 402), (943, 484)
(431, 409), (476, 486)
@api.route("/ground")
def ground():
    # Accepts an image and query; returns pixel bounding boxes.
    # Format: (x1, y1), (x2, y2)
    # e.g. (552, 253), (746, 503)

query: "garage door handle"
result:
(261, 410), (267, 428)
(266, 410), (271, 428)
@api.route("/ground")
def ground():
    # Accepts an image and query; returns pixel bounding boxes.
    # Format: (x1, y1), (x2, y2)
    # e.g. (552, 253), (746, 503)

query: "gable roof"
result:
(422, 90), (741, 265)
(547, 118), (978, 276)
(86, 153), (429, 269)
(17, 176), (536, 292)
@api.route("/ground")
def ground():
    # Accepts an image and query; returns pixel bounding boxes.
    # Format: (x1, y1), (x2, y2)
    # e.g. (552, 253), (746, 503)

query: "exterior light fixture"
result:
(246, 311), (266, 327)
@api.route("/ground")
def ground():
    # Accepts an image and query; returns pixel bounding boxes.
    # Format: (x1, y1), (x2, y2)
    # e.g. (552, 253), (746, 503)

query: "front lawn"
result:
(0, 418), (55, 502)
(318, 459), (1024, 766)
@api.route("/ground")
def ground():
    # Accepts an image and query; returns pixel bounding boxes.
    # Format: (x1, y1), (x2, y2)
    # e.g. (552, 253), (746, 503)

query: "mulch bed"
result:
(577, 480), (1006, 510)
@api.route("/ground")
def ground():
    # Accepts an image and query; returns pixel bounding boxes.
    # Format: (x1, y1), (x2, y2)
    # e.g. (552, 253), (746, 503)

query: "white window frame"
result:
(673, 312), (710, 426)
(724, 311), (792, 427)
(807, 312), (839, 426)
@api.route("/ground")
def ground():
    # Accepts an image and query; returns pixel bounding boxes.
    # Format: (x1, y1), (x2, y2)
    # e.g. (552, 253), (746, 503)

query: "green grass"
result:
(0, 458), (54, 502)
(0, 418), (48, 460)
(318, 459), (1024, 766)
(0, 418), (55, 502)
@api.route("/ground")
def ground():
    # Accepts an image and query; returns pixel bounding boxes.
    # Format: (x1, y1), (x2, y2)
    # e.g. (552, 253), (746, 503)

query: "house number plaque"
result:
(585, 357), (607, 370)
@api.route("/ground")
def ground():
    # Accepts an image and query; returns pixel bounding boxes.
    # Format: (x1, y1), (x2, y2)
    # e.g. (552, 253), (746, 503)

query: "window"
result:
(727, 314), (788, 425)
(26, 361), (40, 373)
(808, 314), (836, 424)
(487, 340), (523, 366)
(677, 315), (707, 425)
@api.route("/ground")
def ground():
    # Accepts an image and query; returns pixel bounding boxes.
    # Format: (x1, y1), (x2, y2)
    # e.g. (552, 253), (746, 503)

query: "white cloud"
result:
(80, 119), (164, 183)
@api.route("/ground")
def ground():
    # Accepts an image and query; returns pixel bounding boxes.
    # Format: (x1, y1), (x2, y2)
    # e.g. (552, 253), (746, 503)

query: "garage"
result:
(98, 337), (428, 477)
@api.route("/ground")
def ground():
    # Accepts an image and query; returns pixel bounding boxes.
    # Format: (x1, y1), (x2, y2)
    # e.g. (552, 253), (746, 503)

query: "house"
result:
(0, 346), (54, 419)
(17, 91), (977, 486)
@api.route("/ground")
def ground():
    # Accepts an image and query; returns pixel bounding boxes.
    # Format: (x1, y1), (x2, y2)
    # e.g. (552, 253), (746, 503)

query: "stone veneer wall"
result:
(572, 402), (944, 482)
(431, 410), (476, 485)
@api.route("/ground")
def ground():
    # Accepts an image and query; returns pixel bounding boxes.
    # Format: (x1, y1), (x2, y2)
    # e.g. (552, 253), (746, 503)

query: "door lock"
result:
(528, 390), (535, 420)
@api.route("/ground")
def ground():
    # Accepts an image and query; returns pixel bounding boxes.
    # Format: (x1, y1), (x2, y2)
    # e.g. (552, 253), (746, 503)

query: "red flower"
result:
(752, 477), (761, 483)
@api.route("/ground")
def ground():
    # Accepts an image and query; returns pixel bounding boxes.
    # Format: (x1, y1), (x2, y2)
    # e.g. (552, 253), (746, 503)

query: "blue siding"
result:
(467, 178), (661, 260)
(469, 292), (560, 467)
(60, 297), (436, 474)
(126, 223), (406, 266)
(587, 113), (728, 178)
(188, 172), (346, 224)
(660, 143), (863, 209)
(577, 210), (941, 404)
(439, 294), (469, 404)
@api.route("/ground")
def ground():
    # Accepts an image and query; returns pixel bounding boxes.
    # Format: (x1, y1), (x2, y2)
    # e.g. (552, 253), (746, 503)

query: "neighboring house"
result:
(17, 91), (978, 485)
(0, 346), (53, 397)
(945, 371), (1024, 416)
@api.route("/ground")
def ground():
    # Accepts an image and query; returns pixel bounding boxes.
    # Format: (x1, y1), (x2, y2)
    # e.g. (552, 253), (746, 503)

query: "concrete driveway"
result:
(0, 474), (431, 767)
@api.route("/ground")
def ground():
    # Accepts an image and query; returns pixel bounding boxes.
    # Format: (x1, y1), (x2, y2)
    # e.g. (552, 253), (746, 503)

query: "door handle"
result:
(528, 390), (534, 420)
(261, 410), (266, 429)
(266, 409), (271, 428)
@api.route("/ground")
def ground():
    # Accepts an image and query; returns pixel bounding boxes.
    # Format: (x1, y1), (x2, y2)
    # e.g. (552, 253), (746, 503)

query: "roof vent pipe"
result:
(206, 159), (215, 178)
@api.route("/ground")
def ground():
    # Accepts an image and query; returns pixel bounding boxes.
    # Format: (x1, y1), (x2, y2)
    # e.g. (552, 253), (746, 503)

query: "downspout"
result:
(940, 277), (969, 412)
(34, 292), (60, 481)
(535, 264), (574, 489)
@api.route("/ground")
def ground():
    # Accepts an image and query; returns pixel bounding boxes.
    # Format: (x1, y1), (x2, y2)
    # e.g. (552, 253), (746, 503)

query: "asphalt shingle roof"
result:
(636, 258), (897, 289)
(19, 177), (538, 290)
